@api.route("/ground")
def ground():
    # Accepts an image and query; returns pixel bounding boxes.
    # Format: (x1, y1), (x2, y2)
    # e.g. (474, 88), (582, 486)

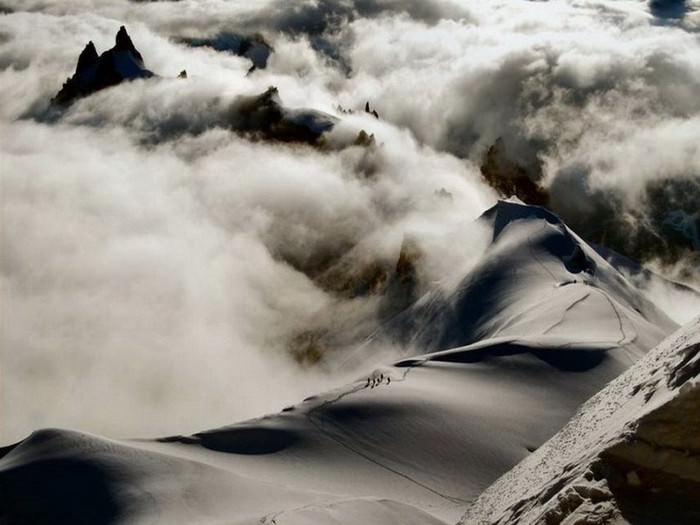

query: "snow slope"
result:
(385, 200), (673, 354)
(463, 315), (700, 525)
(0, 202), (680, 524)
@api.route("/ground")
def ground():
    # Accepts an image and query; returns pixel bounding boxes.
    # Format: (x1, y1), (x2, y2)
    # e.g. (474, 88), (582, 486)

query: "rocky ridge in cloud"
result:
(179, 32), (272, 72)
(53, 26), (154, 105)
(52, 27), (339, 146)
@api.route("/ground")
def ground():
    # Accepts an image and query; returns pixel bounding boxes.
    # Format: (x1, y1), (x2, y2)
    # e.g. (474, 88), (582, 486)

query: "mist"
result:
(1, 0), (699, 443)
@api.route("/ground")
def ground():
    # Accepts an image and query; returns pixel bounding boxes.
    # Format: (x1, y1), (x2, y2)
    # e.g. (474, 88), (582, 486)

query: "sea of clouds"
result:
(1, 0), (698, 442)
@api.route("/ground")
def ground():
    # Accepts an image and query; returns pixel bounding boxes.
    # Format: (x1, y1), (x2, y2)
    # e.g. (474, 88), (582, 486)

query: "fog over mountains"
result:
(0, 2), (699, 524)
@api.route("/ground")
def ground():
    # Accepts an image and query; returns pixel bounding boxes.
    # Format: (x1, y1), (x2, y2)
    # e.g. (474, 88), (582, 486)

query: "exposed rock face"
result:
(179, 32), (273, 70)
(650, 0), (689, 19)
(353, 129), (376, 147)
(551, 174), (700, 284)
(282, 236), (422, 365)
(53, 26), (154, 105)
(114, 25), (142, 60)
(481, 138), (548, 206)
(364, 101), (379, 119)
(480, 141), (700, 281)
(75, 41), (98, 72)
(50, 29), (339, 146)
(229, 86), (336, 144)
(464, 317), (700, 525)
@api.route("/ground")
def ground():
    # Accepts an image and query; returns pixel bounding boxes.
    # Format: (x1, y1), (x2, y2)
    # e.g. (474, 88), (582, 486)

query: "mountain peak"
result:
(115, 26), (143, 62)
(52, 26), (153, 106)
(75, 41), (98, 74)
(481, 199), (562, 241)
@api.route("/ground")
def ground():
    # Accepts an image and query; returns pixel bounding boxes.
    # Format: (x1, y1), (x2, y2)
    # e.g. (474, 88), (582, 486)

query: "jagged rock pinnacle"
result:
(53, 25), (153, 106)
(115, 26), (143, 62)
(76, 41), (98, 74)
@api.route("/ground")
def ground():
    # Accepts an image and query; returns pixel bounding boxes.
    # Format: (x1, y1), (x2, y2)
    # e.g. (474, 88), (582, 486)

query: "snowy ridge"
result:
(387, 200), (674, 354)
(0, 202), (681, 524)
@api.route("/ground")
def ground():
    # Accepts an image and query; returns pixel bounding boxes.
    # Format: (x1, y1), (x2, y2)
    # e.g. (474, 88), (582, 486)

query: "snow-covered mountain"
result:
(0, 202), (680, 525)
(385, 200), (673, 353)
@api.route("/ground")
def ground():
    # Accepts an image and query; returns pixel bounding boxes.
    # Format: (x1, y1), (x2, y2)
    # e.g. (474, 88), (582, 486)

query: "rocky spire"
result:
(364, 101), (379, 119)
(75, 41), (98, 74)
(53, 26), (154, 106)
(115, 25), (143, 62)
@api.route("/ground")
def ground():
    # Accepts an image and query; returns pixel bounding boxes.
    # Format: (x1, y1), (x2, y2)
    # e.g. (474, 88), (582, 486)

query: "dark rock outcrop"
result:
(480, 138), (548, 206)
(229, 86), (336, 144)
(75, 41), (98, 72)
(53, 26), (154, 106)
(353, 129), (375, 147)
(179, 32), (272, 70)
(365, 101), (379, 119)
(650, 0), (689, 19)
(551, 174), (700, 283)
